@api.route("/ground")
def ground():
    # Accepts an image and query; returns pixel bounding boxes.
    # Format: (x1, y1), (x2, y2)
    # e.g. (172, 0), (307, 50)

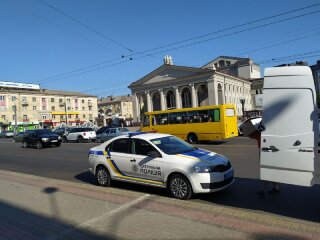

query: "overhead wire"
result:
(36, 0), (133, 53)
(34, 4), (320, 84)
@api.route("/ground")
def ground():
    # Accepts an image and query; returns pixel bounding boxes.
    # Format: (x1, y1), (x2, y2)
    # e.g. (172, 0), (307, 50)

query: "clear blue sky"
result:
(1, 0), (320, 97)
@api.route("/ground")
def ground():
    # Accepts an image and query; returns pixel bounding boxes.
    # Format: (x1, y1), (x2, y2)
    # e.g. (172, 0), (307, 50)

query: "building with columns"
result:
(129, 56), (261, 123)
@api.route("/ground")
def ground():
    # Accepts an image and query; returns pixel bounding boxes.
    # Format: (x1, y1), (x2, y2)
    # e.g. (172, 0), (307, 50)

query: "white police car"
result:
(88, 132), (234, 200)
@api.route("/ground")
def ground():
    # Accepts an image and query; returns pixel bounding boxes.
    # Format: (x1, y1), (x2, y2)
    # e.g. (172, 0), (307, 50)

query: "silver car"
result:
(96, 127), (129, 143)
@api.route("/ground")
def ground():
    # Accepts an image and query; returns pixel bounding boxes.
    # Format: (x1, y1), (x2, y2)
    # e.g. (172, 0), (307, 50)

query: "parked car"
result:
(13, 132), (25, 142)
(96, 126), (111, 135)
(96, 127), (129, 143)
(22, 129), (62, 149)
(0, 131), (15, 138)
(63, 127), (96, 143)
(88, 132), (234, 200)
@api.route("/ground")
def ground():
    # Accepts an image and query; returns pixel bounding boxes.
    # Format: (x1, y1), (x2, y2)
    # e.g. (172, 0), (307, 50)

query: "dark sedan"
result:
(22, 129), (62, 149)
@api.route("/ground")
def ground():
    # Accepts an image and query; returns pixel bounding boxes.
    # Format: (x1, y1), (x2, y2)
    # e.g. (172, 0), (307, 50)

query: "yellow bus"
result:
(140, 104), (238, 143)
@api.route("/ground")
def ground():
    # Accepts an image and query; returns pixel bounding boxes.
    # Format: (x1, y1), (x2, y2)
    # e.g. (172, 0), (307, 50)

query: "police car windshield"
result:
(150, 136), (196, 155)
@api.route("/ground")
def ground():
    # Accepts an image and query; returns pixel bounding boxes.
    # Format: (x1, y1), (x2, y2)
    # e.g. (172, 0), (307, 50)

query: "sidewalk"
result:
(1, 170), (320, 240)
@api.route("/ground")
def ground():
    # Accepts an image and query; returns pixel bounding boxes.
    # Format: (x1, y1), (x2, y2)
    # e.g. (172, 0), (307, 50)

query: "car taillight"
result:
(83, 132), (86, 136)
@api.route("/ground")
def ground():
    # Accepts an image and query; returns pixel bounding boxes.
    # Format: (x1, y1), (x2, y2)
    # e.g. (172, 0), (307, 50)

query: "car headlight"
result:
(58, 136), (61, 140)
(42, 138), (49, 142)
(194, 166), (213, 173)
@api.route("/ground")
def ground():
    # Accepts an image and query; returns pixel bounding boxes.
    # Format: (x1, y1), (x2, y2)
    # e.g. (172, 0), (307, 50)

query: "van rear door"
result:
(260, 66), (319, 187)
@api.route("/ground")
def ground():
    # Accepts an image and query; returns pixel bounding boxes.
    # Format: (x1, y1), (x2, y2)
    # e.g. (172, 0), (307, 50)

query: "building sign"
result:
(254, 94), (263, 109)
(0, 81), (40, 90)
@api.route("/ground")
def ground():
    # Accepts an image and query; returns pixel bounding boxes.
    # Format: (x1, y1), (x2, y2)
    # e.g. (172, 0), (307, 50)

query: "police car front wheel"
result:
(96, 166), (111, 187)
(168, 174), (192, 200)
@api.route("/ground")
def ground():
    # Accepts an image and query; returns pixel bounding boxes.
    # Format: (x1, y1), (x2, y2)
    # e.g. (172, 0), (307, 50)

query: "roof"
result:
(98, 95), (132, 105)
(0, 87), (96, 98)
(128, 64), (213, 88)
(130, 132), (171, 140)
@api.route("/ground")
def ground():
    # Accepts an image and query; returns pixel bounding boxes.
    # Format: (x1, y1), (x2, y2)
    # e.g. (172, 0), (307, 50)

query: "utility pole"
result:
(240, 99), (245, 119)
(13, 105), (17, 134)
(64, 97), (68, 125)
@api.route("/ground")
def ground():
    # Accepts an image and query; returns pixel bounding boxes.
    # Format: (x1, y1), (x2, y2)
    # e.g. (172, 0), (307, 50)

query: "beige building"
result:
(0, 82), (98, 131)
(97, 95), (133, 126)
(129, 56), (260, 123)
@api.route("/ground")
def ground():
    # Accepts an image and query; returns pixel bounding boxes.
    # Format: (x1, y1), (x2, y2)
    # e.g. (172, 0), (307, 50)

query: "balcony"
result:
(59, 102), (65, 107)
(21, 101), (29, 106)
(88, 102), (93, 107)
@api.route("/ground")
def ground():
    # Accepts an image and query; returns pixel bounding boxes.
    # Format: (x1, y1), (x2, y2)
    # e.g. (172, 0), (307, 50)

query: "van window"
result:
(226, 108), (235, 117)
(153, 114), (168, 125)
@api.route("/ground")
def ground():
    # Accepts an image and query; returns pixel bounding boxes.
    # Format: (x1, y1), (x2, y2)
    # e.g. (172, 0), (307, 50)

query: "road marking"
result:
(45, 194), (150, 240)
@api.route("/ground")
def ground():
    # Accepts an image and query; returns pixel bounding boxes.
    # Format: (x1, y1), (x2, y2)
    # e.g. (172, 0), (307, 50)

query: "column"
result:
(146, 91), (152, 112)
(175, 87), (181, 109)
(190, 84), (197, 108)
(160, 89), (165, 110)
(132, 93), (140, 123)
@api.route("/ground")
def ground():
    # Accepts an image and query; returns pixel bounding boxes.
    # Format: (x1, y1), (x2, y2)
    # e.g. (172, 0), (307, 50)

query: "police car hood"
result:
(177, 148), (229, 166)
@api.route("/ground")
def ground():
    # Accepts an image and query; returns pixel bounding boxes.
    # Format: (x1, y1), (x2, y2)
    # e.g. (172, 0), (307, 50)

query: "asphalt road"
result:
(0, 137), (319, 223)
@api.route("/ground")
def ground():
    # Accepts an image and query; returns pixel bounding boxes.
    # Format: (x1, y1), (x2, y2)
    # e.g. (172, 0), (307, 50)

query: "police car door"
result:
(260, 66), (319, 187)
(129, 138), (164, 182)
(107, 138), (133, 177)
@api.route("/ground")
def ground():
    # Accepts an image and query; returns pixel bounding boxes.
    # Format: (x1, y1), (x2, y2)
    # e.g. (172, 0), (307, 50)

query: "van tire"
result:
(77, 136), (84, 143)
(187, 133), (198, 144)
(62, 136), (68, 143)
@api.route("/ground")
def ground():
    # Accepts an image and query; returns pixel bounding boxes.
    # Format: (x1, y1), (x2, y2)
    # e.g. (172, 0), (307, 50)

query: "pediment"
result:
(130, 65), (210, 88)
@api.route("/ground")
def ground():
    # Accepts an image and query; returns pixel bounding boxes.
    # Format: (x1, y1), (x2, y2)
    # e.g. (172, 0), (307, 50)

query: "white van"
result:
(260, 66), (319, 187)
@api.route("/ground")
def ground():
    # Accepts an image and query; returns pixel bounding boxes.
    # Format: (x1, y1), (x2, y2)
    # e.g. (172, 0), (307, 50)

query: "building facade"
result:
(129, 56), (260, 123)
(0, 82), (98, 131)
(97, 95), (133, 126)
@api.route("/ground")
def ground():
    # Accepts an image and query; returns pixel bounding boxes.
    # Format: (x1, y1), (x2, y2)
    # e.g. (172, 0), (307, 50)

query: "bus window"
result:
(154, 114), (168, 125)
(208, 109), (220, 122)
(169, 112), (187, 124)
(226, 108), (235, 117)
(198, 110), (209, 122)
(142, 115), (150, 127)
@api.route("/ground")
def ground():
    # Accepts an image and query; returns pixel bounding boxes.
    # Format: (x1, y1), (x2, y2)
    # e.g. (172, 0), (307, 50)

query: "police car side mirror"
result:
(147, 151), (161, 158)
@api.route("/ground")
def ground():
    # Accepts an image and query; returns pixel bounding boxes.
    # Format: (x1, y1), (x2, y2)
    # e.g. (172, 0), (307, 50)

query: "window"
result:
(59, 98), (63, 103)
(67, 99), (70, 103)
(226, 108), (235, 117)
(153, 114), (168, 125)
(12, 106), (16, 111)
(68, 115), (71, 119)
(22, 96), (27, 102)
(107, 138), (130, 154)
(32, 97), (36, 102)
(22, 106), (27, 111)
(33, 106), (36, 111)
(12, 96), (16, 101)
(23, 115), (28, 120)
(13, 115), (16, 120)
(132, 139), (158, 156)
(83, 114), (86, 118)
(42, 106), (47, 110)
(52, 106), (55, 111)
(208, 109), (220, 122)
(82, 107), (85, 110)
(42, 115), (47, 120)
(0, 96), (5, 101)
(142, 115), (150, 127)
(89, 114), (92, 120)
(67, 107), (71, 110)
(168, 112), (188, 124)
(0, 106), (5, 112)
(188, 110), (209, 123)
(89, 106), (92, 111)
(110, 129), (116, 134)
(82, 99), (85, 103)
(1, 115), (6, 120)
(51, 98), (54, 103)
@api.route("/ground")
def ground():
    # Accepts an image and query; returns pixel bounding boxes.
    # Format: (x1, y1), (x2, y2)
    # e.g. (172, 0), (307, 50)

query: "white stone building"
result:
(129, 56), (260, 123)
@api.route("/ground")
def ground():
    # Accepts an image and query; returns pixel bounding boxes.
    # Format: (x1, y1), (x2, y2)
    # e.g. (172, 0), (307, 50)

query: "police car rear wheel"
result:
(96, 166), (111, 187)
(169, 174), (192, 200)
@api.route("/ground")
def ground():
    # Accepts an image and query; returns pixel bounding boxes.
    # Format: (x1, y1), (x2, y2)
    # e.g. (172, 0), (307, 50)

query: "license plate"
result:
(51, 140), (58, 142)
(224, 170), (233, 180)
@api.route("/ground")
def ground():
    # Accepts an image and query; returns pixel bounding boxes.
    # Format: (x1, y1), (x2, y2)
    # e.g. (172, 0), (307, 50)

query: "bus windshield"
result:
(150, 136), (196, 155)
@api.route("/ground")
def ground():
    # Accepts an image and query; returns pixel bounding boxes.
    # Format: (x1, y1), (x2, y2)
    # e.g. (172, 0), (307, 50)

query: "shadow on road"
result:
(0, 201), (115, 240)
(196, 177), (320, 223)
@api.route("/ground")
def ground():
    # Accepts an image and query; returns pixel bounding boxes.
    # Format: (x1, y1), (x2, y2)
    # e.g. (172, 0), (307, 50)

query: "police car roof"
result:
(128, 132), (171, 140)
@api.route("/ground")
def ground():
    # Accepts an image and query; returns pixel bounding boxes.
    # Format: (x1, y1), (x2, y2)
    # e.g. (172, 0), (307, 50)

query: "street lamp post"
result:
(240, 99), (245, 118)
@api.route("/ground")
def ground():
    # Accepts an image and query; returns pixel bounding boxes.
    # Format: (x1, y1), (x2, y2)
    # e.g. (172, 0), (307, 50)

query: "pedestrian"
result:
(247, 124), (280, 198)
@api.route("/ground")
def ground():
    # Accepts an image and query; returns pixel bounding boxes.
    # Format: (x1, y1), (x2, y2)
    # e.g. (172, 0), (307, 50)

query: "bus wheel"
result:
(187, 133), (198, 144)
